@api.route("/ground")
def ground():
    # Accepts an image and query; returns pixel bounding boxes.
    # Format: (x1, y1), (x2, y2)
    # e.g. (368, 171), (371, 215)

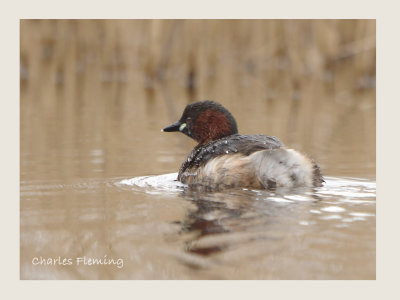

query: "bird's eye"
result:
(185, 117), (193, 135)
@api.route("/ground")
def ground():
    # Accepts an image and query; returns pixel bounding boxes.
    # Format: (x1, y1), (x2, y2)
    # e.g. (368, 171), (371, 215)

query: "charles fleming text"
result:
(32, 255), (124, 269)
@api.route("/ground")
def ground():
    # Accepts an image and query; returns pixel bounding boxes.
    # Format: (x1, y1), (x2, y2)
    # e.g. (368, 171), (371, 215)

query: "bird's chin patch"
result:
(179, 123), (187, 131)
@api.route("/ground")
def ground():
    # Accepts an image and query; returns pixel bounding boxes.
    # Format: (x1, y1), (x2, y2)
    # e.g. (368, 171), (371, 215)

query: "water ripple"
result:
(116, 173), (184, 195)
(116, 174), (376, 204)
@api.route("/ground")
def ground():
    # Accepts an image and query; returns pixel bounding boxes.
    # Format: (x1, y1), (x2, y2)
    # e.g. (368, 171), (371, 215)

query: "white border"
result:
(2, 0), (399, 299)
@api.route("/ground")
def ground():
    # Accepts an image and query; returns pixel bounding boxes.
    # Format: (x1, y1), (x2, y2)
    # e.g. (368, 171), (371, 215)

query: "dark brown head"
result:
(162, 100), (238, 144)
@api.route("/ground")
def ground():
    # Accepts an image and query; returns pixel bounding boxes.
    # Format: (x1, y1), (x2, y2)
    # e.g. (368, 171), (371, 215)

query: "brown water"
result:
(20, 20), (375, 279)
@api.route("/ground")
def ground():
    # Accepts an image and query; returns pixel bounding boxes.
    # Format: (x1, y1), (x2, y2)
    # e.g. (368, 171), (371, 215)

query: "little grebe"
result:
(162, 100), (324, 190)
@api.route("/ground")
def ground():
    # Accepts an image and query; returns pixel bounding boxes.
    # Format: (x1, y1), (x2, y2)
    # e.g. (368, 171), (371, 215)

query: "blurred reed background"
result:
(20, 19), (376, 180)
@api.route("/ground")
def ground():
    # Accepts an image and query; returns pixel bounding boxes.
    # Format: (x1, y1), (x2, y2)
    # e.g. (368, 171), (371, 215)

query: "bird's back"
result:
(178, 134), (324, 190)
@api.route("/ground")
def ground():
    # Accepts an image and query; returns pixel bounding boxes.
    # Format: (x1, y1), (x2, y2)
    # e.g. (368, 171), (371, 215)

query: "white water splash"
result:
(116, 173), (185, 195)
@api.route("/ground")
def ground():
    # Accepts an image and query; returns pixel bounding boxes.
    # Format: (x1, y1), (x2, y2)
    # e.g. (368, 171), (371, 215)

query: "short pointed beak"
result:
(162, 121), (181, 132)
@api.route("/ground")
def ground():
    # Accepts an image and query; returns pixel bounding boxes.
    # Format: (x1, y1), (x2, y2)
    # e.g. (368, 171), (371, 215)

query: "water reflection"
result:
(114, 174), (376, 278)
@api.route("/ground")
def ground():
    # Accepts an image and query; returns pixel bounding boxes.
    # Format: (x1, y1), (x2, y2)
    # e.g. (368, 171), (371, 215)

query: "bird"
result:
(162, 100), (324, 190)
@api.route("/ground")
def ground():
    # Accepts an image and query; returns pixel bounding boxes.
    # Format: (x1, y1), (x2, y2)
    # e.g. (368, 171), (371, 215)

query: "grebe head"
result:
(162, 100), (238, 144)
